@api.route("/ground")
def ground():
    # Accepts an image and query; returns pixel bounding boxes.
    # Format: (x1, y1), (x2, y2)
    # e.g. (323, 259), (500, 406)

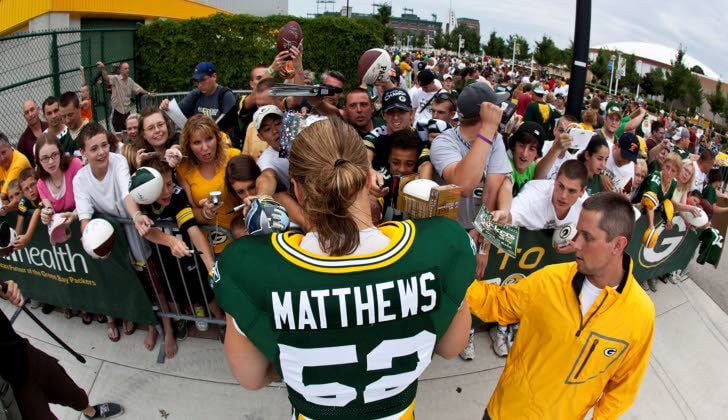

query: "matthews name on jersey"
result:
(212, 218), (476, 419)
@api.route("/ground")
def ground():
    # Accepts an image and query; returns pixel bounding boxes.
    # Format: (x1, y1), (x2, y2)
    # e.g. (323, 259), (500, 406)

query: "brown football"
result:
(276, 21), (302, 52)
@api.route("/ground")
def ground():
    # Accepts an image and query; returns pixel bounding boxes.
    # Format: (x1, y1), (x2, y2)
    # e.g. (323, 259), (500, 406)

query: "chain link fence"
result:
(0, 28), (137, 143)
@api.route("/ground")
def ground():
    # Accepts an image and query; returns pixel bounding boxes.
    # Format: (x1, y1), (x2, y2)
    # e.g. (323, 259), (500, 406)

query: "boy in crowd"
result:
(703, 168), (728, 216)
(364, 88), (433, 180)
(506, 122), (545, 196)
(380, 130), (421, 221)
(0, 132), (32, 214)
(2, 179), (22, 216)
(13, 169), (42, 250)
(492, 159), (588, 232)
(252, 105), (288, 196)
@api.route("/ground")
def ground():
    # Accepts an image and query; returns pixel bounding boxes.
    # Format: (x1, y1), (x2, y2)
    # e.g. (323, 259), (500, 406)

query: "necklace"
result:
(50, 174), (63, 190)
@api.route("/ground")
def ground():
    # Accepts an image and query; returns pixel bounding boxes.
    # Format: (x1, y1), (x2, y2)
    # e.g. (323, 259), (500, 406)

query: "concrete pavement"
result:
(3, 257), (727, 419)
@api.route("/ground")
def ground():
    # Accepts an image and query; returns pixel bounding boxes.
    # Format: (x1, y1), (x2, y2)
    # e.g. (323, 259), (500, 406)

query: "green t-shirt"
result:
(586, 174), (604, 196)
(212, 218), (476, 419)
(643, 170), (677, 202)
(703, 184), (717, 205)
(509, 158), (536, 197)
(674, 147), (690, 160)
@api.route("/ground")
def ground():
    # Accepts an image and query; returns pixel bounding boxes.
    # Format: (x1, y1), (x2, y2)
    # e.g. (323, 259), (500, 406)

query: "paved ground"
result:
(3, 256), (727, 420)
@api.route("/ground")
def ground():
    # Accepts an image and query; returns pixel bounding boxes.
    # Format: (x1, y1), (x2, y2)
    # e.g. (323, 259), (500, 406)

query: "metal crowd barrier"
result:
(115, 217), (231, 362)
(138, 89), (253, 110)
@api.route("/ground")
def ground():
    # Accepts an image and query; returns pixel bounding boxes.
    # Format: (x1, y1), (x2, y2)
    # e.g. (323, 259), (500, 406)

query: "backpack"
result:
(187, 86), (243, 148)
(0, 376), (21, 420)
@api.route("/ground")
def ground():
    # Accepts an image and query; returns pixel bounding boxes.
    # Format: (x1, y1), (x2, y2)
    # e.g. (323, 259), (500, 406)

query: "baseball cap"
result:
(672, 127), (690, 141)
(509, 121), (546, 157)
(252, 105), (283, 130)
(417, 69), (437, 87)
(442, 73), (453, 81)
(606, 101), (622, 116)
(382, 88), (412, 113)
(192, 62), (216, 81)
(457, 82), (510, 119)
(49, 213), (71, 246)
(532, 83), (547, 96)
(617, 132), (640, 163)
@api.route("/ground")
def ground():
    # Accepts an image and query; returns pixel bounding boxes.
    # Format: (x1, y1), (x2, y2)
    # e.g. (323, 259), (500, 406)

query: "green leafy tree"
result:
(505, 34), (529, 61)
(484, 31), (507, 57)
(451, 25), (481, 54)
(415, 31), (426, 48)
(706, 81), (727, 117)
(433, 30), (446, 50)
(691, 65), (705, 75)
(640, 67), (665, 97)
(589, 49), (610, 84)
(375, 5), (394, 44)
(664, 49), (703, 111)
(533, 35), (559, 66)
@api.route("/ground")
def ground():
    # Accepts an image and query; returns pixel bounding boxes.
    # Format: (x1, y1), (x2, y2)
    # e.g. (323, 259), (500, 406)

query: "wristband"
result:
(477, 133), (493, 146)
(132, 211), (141, 223)
(267, 66), (275, 76)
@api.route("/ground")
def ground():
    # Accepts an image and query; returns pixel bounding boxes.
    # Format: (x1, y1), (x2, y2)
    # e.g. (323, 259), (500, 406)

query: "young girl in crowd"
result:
(121, 107), (181, 172)
(577, 137), (610, 195)
(73, 122), (153, 342)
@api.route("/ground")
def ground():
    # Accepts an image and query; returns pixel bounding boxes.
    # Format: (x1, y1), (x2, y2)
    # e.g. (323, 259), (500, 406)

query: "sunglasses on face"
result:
(434, 92), (457, 108)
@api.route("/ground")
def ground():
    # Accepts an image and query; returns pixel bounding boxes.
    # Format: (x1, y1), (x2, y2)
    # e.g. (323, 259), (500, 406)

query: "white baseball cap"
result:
(252, 105), (283, 130)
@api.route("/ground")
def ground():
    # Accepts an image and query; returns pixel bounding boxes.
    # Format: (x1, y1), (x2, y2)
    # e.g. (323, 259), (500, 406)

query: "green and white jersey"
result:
(213, 218), (475, 420)
(643, 170), (677, 203)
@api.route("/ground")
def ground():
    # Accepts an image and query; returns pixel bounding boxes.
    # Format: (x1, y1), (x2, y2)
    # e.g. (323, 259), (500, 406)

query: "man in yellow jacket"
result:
(467, 192), (655, 419)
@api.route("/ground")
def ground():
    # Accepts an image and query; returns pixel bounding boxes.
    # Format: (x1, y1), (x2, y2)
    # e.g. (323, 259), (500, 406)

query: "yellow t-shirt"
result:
(177, 147), (240, 253)
(242, 124), (269, 161)
(0, 150), (31, 195)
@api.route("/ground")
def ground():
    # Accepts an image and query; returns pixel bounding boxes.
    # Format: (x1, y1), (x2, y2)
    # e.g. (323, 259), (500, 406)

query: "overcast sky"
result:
(289, 0), (727, 80)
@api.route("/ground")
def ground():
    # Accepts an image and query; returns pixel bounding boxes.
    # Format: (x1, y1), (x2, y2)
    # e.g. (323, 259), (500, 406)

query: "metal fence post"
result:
(50, 33), (61, 97)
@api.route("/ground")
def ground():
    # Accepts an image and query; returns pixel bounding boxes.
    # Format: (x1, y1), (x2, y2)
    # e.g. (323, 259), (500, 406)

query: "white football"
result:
(358, 48), (392, 85)
(82, 219), (116, 259)
(129, 167), (164, 205)
(553, 223), (577, 248)
(403, 179), (439, 201)
(0, 222), (17, 251)
(681, 209), (709, 228)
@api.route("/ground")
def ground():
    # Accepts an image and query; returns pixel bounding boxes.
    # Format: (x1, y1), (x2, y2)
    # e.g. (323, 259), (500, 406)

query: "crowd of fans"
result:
(1, 45), (727, 363)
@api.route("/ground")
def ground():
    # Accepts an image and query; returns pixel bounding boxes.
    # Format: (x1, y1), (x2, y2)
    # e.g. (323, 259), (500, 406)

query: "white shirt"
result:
(605, 153), (634, 193)
(692, 160), (706, 193)
(581, 278), (603, 316)
(510, 180), (585, 230)
(257, 146), (290, 191)
(73, 152), (150, 261)
(300, 227), (390, 256)
(541, 141), (577, 180)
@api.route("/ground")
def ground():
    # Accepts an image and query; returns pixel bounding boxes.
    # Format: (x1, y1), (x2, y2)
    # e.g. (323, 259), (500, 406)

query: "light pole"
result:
(608, 54), (616, 95)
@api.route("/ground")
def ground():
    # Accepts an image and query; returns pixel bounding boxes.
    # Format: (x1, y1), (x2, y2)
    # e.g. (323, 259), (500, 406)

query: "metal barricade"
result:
(115, 217), (231, 362)
(139, 89), (253, 110)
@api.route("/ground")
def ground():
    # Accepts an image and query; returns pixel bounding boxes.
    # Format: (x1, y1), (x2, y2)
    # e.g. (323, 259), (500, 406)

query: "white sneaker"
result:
(459, 330), (475, 361)
(490, 327), (509, 357)
(506, 325), (518, 352)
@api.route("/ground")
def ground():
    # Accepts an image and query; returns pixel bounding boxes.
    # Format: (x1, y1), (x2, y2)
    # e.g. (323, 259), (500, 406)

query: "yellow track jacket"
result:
(466, 254), (654, 419)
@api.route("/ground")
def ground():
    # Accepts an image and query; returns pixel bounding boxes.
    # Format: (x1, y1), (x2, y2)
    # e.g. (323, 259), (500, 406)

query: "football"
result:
(82, 218), (116, 259)
(403, 179), (439, 201)
(642, 226), (659, 249)
(245, 198), (290, 236)
(276, 20), (303, 52)
(358, 48), (392, 85)
(552, 223), (577, 248)
(0, 221), (17, 252)
(129, 167), (164, 205)
(681, 209), (709, 228)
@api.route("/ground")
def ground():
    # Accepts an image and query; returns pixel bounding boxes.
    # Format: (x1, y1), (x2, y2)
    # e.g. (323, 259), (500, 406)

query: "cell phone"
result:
(500, 101), (517, 125)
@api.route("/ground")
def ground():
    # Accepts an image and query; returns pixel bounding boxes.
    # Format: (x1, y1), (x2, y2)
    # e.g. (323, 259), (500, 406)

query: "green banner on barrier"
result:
(481, 213), (702, 284)
(0, 213), (157, 325)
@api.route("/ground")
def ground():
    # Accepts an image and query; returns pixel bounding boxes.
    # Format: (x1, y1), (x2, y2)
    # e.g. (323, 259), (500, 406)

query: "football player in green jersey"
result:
(214, 116), (494, 419)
